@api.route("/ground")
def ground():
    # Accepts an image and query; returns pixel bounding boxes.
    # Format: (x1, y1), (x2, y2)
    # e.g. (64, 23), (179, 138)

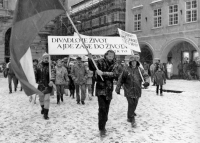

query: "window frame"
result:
(185, 0), (198, 23)
(153, 8), (162, 28)
(168, 4), (179, 26)
(134, 13), (142, 31)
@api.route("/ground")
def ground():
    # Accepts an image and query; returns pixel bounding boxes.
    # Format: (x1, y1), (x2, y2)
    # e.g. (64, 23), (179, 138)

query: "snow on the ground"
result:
(0, 78), (200, 143)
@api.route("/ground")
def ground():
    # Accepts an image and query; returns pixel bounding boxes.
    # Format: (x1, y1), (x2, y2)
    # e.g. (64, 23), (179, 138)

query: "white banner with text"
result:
(48, 36), (132, 55)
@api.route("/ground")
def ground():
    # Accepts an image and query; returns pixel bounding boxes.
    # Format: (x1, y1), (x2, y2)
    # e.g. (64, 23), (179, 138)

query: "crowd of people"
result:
(4, 49), (199, 137)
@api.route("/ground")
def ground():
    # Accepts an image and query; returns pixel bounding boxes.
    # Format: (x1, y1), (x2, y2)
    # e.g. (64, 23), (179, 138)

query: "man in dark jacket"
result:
(88, 50), (119, 137)
(115, 55), (149, 127)
(6, 59), (18, 94)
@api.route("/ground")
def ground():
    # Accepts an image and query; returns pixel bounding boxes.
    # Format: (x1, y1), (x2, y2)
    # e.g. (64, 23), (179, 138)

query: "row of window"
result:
(134, 0), (198, 31)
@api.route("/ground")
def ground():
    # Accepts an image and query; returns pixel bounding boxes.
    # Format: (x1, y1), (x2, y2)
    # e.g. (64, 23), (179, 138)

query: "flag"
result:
(118, 28), (141, 52)
(10, 0), (65, 96)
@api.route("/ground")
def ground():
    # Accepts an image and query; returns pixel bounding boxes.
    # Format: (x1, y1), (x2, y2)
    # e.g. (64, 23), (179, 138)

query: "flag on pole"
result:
(10, 0), (65, 96)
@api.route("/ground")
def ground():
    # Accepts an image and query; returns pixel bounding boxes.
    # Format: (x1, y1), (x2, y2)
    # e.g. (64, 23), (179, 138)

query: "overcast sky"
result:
(68, 0), (82, 6)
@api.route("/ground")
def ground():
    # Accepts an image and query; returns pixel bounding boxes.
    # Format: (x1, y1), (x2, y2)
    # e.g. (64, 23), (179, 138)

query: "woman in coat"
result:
(115, 55), (149, 127)
(55, 59), (69, 104)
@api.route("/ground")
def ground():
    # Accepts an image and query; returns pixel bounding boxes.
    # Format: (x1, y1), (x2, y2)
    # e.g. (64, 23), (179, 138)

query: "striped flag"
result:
(10, 0), (65, 96)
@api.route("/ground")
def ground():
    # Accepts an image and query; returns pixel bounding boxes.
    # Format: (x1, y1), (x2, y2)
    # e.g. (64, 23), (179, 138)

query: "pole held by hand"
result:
(65, 12), (104, 81)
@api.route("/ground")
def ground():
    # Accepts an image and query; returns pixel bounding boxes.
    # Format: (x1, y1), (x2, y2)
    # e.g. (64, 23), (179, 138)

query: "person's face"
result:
(131, 60), (137, 67)
(43, 57), (49, 63)
(57, 61), (62, 67)
(33, 61), (37, 66)
(77, 59), (82, 65)
(106, 52), (115, 62)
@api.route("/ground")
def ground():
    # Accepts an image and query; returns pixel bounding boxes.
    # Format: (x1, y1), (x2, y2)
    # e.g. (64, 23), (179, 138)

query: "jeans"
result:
(156, 85), (163, 94)
(98, 95), (111, 131)
(126, 97), (139, 119)
(75, 84), (86, 102)
(56, 85), (64, 103)
(8, 74), (17, 92)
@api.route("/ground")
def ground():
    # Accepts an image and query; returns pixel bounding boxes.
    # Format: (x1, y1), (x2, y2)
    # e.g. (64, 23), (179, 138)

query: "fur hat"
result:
(42, 52), (49, 58)
(129, 55), (137, 61)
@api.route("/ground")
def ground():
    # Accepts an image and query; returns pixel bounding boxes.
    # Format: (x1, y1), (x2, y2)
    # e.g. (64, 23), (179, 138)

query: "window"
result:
(154, 8), (162, 27)
(182, 51), (190, 62)
(169, 5), (178, 25)
(111, 13), (114, 22)
(134, 14), (141, 31)
(186, 0), (197, 22)
(0, 0), (3, 8)
(104, 16), (107, 24)
(193, 51), (199, 61)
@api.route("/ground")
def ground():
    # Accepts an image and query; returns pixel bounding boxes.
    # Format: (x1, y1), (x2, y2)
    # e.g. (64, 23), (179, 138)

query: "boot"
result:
(57, 95), (60, 104)
(100, 129), (106, 137)
(131, 117), (136, 128)
(61, 95), (63, 102)
(41, 105), (44, 114)
(43, 109), (49, 120)
(127, 118), (132, 123)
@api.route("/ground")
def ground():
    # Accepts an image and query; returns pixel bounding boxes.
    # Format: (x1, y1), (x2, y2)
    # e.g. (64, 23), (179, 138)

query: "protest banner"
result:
(48, 36), (132, 55)
(118, 28), (141, 52)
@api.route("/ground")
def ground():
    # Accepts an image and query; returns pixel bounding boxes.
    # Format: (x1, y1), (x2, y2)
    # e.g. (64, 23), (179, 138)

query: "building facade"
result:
(0, 0), (16, 63)
(126, 0), (200, 76)
(0, 0), (64, 64)
(55, 0), (126, 61)
(60, 0), (126, 36)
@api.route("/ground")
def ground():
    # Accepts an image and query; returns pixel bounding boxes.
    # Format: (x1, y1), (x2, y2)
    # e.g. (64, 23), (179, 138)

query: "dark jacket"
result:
(7, 62), (15, 75)
(154, 70), (166, 85)
(33, 65), (39, 83)
(37, 62), (55, 92)
(88, 58), (119, 100)
(115, 64), (149, 99)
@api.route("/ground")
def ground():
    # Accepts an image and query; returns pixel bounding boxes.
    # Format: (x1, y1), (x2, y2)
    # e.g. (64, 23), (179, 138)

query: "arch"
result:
(161, 37), (199, 63)
(2, 26), (12, 42)
(139, 41), (154, 64)
(4, 27), (12, 62)
(139, 41), (155, 56)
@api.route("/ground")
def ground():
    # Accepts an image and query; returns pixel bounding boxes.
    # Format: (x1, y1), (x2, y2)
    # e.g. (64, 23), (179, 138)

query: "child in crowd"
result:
(154, 66), (166, 96)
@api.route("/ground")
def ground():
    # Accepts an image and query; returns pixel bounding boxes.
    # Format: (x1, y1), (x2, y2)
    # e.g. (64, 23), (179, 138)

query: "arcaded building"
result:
(126, 0), (200, 75)
(0, 0), (63, 64)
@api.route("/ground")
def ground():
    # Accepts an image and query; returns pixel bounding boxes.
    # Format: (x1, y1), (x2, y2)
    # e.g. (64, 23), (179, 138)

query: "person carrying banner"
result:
(37, 53), (56, 120)
(115, 55), (149, 127)
(88, 50), (120, 137)
(71, 57), (88, 105)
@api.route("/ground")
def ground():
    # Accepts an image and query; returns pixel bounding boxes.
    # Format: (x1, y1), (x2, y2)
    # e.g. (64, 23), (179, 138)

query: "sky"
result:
(68, 0), (82, 6)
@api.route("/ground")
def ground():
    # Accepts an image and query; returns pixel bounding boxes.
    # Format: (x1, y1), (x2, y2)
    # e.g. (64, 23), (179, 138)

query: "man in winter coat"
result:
(115, 55), (149, 127)
(37, 53), (56, 120)
(88, 50), (120, 137)
(6, 59), (18, 94)
(71, 57), (88, 105)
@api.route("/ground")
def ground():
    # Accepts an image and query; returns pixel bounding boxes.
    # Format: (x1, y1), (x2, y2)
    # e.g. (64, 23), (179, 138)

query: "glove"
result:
(115, 89), (120, 95)
(143, 82), (149, 88)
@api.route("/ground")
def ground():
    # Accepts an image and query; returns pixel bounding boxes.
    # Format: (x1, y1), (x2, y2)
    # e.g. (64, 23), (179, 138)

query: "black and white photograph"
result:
(0, 0), (200, 142)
